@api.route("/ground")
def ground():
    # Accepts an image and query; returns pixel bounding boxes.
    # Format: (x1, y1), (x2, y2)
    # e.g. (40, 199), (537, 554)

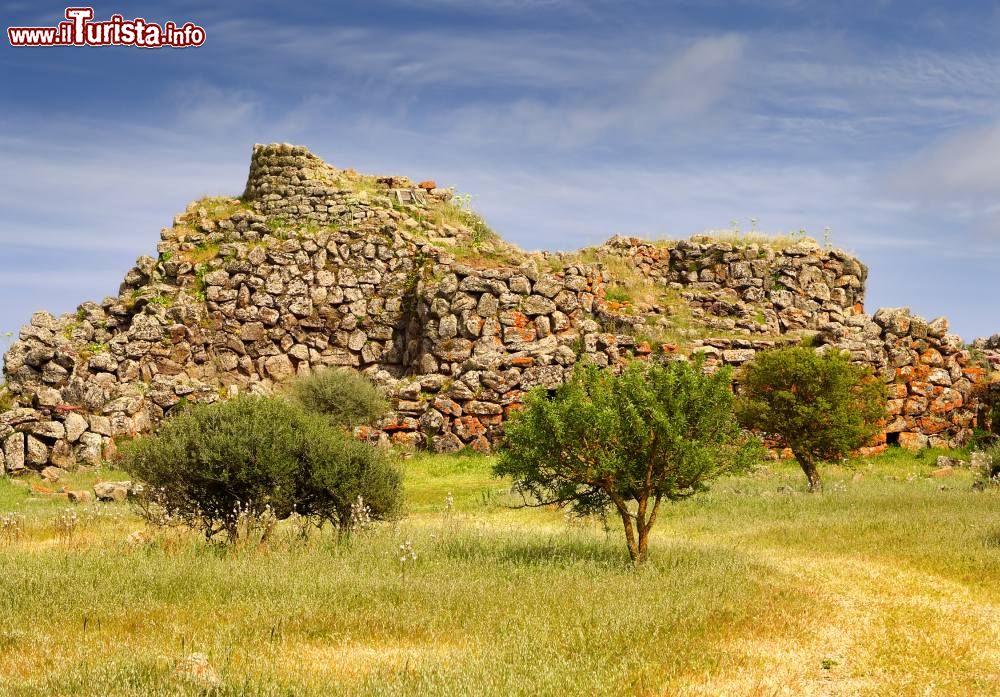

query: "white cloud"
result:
(313, 33), (750, 150)
(637, 34), (746, 120)
(170, 83), (260, 135)
(886, 120), (1000, 207)
(211, 21), (612, 92)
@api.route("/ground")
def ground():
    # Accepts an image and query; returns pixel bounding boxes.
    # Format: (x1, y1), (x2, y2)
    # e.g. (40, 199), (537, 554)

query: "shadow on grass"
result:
(434, 531), (629, 568)
(433, 528), (759, 576)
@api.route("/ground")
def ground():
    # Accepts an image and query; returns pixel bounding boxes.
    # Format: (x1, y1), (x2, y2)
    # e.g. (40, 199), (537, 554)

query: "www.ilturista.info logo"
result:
(7, 7), (206, 48)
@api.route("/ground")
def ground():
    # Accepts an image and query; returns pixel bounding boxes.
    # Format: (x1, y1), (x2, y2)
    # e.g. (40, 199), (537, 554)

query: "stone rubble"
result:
(0, 144), (991, 469)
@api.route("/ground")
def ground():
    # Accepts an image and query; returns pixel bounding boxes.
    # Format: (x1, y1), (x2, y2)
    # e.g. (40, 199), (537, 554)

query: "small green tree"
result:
(120, 396), (402, 541)
(735, 346), (886, 493)
(495, 360), (762, 564)
(290, 368), (388, 429)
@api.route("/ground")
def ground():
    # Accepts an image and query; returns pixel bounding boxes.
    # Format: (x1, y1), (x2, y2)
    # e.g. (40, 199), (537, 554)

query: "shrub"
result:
(0, 385), (13, 413)
(973, 444), (1000, 491)
(119, 396), (402, 541)
(736, 346), (886, 493)
(496, 360), (762, 564)
(290, 368), (388, 429)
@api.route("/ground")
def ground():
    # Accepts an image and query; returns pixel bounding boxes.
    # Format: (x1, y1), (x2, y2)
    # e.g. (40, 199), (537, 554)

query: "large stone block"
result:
(25, 435), (49, 467)
(3, 433), (27, 472)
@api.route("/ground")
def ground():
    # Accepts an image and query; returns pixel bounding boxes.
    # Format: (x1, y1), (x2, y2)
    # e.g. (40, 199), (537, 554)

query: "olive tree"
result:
(289, 368), (388, 429)
(495, 360), (762, 564)
(120, 396), (402, 541)
(735, 346), (886, 493)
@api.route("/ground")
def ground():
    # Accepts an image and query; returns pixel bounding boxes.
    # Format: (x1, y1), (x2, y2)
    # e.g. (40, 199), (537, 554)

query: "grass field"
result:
(0, 449), (997, 696)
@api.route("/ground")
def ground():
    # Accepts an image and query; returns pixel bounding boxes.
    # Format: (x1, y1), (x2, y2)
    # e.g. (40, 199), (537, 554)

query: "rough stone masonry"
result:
(0, 144), (989, 472)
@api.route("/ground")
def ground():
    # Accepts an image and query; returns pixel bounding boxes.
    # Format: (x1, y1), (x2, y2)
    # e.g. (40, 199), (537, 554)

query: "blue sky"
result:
(3, 1), (1000, 344)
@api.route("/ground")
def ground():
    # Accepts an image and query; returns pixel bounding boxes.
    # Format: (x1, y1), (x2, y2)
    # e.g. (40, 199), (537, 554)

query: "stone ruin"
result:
(0, 144), (991, 473)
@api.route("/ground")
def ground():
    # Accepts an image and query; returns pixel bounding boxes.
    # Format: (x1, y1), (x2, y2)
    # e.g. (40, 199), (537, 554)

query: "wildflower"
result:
(350, 495), (373, 531)
(399, 540), (417, 572)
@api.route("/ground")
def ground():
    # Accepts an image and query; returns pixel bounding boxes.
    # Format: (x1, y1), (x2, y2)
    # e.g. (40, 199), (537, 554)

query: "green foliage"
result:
(972, 442), (1000, 491)
(437, 192), (500, 250)
(289, 368), (388, 430)
(192, 264), (209, 301)
(183, 242), (220, 265)
(0, 386), (13, 412)
(192, 196), (251, 221)
(736, 346), (887, 492)
(496, 359), (763, 563)
(79, 342), (109, 362)
(265, 216), (292, 239)
(147, 294), (173, 308)
(466, 214), (497, 246)
(119, 396), (402, 541)
(604, 287), (632, 304)
(62, 321), (80, 340)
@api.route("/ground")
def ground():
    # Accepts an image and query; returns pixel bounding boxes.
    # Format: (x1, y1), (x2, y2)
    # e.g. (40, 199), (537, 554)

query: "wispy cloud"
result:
(275, 33), (749, 150)
(637, 33), (746, 119)
(170, 82), (261, 135)
(885, 120), (1000, 209)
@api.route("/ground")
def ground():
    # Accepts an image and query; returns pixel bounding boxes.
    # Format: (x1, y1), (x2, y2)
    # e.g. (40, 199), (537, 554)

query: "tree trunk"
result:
(616, 505), (639, 564)
(796, 454), (823, 493)
(636, 525), (650, 564)
(611, 493), (658, 565)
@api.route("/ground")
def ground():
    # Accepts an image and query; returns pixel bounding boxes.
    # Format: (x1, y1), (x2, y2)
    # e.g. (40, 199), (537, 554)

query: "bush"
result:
(973, 444), (1000, 491)
(496, 360), (762, 564)
(736, 346), (886, 492)
(290, 368), (388, 429)
(119, 396), (402, 541)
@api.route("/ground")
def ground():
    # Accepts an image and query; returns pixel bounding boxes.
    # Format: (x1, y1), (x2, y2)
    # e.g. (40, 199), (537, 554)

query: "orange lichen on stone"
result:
(963, 366), (986, 382)
(918, 416), (950, 434)
(898, 432), (928, 451)
(888, 383), (908, 399)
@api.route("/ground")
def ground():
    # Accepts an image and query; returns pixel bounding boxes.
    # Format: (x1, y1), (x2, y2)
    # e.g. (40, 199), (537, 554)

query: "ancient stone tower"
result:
(0, 144), (987, 472)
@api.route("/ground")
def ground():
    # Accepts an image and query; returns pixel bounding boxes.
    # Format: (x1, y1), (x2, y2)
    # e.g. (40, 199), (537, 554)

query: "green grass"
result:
(0, 451), (996, 696)
(690, 229), (817, 250)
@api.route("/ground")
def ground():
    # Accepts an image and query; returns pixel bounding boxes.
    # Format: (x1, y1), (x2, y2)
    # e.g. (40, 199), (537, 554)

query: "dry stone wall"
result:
(0, 144), (989, 472)
(818, 307), (982, 449)
(597, 235), (867, 335)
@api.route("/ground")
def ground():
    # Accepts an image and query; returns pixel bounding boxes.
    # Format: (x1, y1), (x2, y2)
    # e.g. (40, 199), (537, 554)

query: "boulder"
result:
(93, 481), (132, 502)
(64, 412), (88, 443)
(40, 466), (66, 482)
(431, 432), (463, 454)
(25, 435), (49, 467)
(3, 434), (25, 473)
(67, 490), (93, 504)
(264, 354), (295, 381)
